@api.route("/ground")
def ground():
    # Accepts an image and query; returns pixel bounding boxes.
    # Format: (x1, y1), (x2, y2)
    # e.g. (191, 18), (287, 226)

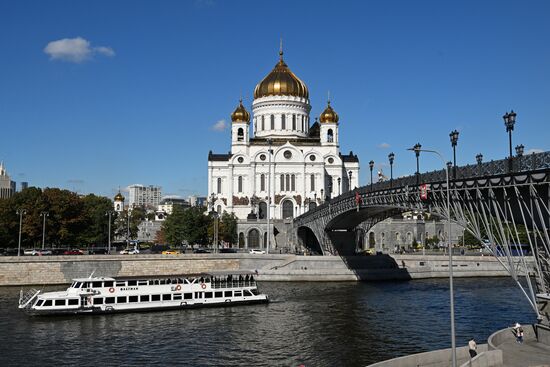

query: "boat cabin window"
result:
(127, 280), (137, 286)
(117, 296), (127, 303)
(92, 282), (102, 288)
(244, 290), (253, 297)
(251, 289), (259, 295)
(104, 281), (114, 288)
(36, 299), (44, 307)
(184, 293), (192, 300)
(137, 280), (148, 286)
(162, 294), (171, 301)
(68, 299), (79, 306)
(215, 291), (223, 298)
(105, 297), (115, 304)
(224, 291), (232, 297)
(184, 279), (191, 284)
(152, 295), (161, 301)
(234, 291), (242, 297)
(129, 296), (138, 303)
(140, 295), (149, 302)
(43, 300), (52, 306)
(173, 294), (182, 300)
(205, 278), (211, 283)
(93, 298), (103, 305)
(55, 299), (65, 306)
(116, 281), (126, 287)
(205, 292), (213, 299)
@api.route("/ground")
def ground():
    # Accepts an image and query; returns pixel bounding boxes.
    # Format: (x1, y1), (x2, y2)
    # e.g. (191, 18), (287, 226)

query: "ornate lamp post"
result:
(408, 146), (456, 367)
(105, 210), (114, 254)
(388, 152), (395, 188)
(413, 143), (421, 185)
(476, 153), (483, 165)
(369, 160), (374, 190)
(449, 130), (459, 178)
(16, 209), (26, 257)
(503, 110), (516, 170)
(209, 193), (219, 253)
(348, 170), (352, 192)
(337, 177), (341, 195)
(515, 144), (524, 157)
(40, 211), (49, 250)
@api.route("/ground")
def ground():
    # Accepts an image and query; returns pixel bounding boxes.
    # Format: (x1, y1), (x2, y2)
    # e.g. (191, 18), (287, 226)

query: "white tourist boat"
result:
(18, 271), (268, 315)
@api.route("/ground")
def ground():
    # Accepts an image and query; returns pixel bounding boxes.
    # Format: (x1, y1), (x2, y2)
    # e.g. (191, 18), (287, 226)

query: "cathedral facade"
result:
(207, 49), (359, 250)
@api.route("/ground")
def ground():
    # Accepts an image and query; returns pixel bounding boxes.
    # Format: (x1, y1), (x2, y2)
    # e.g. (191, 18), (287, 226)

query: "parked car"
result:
(219, 248), (238, 253)
(193, 248), (211, 254)
(24, 249), (52, 256)
(161, 250), (180, 255)
(249, 249), (266, 254)
(120, 248), (140, 255)
(63, 249), (83, 255)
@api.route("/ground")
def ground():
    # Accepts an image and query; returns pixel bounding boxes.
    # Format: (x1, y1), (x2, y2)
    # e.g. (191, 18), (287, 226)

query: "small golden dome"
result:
(253, 50), (309, 99)
(319, 100), (339, 123)
(231, 99), (250, 123)
(114, 192), (124, 202)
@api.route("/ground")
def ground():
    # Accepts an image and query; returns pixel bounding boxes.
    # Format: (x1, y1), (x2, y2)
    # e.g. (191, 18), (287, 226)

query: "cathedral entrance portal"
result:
(248, 229), (260, 248)
(282, 200), (294, 219)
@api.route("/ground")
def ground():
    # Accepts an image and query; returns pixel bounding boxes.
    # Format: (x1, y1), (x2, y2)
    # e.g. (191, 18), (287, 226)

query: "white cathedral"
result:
(207, 48), (360, 250)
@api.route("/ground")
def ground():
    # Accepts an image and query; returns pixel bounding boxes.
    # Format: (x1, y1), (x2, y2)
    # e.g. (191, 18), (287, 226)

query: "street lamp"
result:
(348, 170), (352, 192)
(388, 152), (395, 188)
(16, 209), (26, 257)
(449, 130), (459, 178)
(476, 153), (483, 165)
(413, 143), (421, 184)
(266, 138), (273, 254)
(503, 110), (517, 171)
(40, 211), (49, 250)
(515, 144), (524, 157)
(369, 160), (374, 190)
(105, 211), (114, 254)
(337, 177), (341, 195)
(408, 146), (456, 367)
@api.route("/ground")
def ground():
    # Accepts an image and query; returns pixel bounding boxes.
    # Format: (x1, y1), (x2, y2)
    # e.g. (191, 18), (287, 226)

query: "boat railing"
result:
(19, 288), (40, 309)
(211, 280), (256, 289)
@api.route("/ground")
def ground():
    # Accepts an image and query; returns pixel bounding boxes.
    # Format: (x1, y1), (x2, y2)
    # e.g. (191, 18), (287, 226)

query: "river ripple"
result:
(0, 277), (535, 366)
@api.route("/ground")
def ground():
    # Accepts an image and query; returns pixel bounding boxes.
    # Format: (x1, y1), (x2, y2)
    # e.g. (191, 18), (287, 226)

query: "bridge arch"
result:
(297, 226), (323, 255)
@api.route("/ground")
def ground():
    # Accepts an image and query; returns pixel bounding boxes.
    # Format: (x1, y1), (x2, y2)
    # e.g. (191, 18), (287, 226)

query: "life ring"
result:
(175, 284), (181, 291)
(201, 283), (206, 289)
(108, 287), (115, 293)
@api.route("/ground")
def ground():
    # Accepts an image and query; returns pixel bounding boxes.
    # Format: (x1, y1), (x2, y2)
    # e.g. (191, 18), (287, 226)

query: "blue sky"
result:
(1, 0), (549, 198)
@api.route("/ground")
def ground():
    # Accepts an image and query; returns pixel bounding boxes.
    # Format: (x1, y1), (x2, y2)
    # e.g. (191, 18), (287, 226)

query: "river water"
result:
(0, 277), (535, 366)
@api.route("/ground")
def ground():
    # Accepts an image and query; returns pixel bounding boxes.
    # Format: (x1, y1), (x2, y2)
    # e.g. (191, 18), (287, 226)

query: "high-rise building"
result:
(20, 182), (28, 191)
(188, 195), (207, 207)
(0, 162), (15, 199)
(128, 184), (162, 208)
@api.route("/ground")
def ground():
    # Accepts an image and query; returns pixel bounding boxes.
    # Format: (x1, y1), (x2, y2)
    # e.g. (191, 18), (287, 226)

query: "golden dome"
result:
(114, 192), (124, 202)
(319, 100), (339, 123)
(231, 99), (250, 123)
(253, 50), (309, 99)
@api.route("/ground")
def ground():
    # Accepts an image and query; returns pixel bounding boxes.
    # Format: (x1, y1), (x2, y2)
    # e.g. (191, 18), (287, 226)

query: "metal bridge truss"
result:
(294, 163), (550, 317)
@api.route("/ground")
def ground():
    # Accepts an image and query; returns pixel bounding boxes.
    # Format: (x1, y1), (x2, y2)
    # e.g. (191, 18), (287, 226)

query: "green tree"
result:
(78, 194), (114, 246)
(163, 206), (209, 246)
(219, 211), (238, 245)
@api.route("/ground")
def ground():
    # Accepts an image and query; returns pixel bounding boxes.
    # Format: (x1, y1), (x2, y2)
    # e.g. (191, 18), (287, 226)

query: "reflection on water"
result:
(0, 278), (534, 366)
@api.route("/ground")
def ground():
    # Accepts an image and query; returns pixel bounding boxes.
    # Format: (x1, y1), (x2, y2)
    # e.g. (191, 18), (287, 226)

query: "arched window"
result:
(281, 114), (286, 129)
(260, 174), (265, 192)
(327, 129), (333, 142)
(238, 233), (245, 248)
(291, 174), (295, 191)
(310, 174), (315, 191)
(217, 205), (222, 214)
(280, 175), (284, 191)
(237, 128), (244, 141)
(248, 229), (260, 248)
(301, 116), (305, 131)
(238, 176), (243, 193)
(282, 200), (294, 219)
(396, 232), (401, 242)
(270, 115), (275, 129)
(261, 116), (265, 130)
(292, 114), (296, 130)
(217, 178), (222, 194)
(258, 202), (267, 219)
(285, 174), (290, 192)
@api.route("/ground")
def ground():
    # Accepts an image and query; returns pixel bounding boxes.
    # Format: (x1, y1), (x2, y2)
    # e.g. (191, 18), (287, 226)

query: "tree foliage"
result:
(162, 206), (210, 246)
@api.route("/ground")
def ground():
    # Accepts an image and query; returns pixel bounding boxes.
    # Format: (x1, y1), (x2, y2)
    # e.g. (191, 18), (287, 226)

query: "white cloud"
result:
(44, 37), (115, 63)
(377, 142), (391, 149)
(526, 148), (544, 154)
(211, 119), (227, 132)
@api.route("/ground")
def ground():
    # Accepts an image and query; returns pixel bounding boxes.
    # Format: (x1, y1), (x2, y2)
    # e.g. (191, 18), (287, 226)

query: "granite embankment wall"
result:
(0, 254), (532, 286)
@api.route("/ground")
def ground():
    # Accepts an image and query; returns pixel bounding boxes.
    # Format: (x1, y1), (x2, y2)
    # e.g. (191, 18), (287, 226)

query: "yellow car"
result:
(161, 250), (181, 255)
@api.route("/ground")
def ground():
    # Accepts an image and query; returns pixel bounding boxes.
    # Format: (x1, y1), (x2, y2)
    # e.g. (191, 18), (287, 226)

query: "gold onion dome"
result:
(319, 100), (339, 123)
(114, 192), (124, 201)
(253, 50), (309, 99)
(231, 99), (250, 122)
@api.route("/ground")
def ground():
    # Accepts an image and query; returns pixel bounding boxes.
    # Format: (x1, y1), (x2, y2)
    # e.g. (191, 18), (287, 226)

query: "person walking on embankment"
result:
(468, 338), (477, 359)
(513, 322), (524, 344)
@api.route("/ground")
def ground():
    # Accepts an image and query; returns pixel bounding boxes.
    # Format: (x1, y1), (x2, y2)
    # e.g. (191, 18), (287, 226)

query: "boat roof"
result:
(72, 270), (257, 282)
